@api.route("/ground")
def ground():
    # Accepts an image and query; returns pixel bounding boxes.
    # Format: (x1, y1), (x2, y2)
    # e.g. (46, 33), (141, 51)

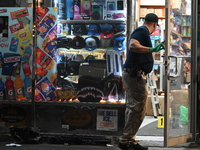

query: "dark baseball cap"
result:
(145, 13), (159, 26)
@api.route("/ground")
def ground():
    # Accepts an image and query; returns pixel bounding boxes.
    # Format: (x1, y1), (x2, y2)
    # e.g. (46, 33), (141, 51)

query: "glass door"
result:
(164, 0), (197, 147)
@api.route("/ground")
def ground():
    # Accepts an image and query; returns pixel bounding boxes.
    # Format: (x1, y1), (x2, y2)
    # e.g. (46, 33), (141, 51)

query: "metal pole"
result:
(191, 0), (198, 143)
(31, 0), (37, 131)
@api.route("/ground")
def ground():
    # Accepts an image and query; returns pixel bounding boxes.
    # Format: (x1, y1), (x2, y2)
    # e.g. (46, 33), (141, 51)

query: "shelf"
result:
(0, 100), (31, 105)
(59, 20), (126, 24)
(35, 101), (126, 107)
(139, 16), (165, 19)
(171, 43), (179, 47)
(171, 30), (182, 37)
(138, 0), (165, 22)
(140, 4), (165, 7)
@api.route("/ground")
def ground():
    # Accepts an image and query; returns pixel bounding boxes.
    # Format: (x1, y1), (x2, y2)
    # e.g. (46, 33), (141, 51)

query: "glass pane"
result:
(168, 0), (191, 138)
(0, 3), (34, 134)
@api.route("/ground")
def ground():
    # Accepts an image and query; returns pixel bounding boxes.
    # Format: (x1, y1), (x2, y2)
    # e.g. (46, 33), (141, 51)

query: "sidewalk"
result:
(0, 142), (200, 150)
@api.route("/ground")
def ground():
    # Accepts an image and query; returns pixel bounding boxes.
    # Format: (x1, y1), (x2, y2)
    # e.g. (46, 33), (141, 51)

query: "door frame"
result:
(164, 0), (198, 147)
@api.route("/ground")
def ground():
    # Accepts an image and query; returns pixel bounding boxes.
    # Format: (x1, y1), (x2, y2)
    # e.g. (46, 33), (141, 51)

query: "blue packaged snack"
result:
(2, 53), (21, 76)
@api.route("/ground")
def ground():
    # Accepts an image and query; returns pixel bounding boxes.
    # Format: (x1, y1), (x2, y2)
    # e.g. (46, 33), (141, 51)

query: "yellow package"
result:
(13, 24), (33, 55)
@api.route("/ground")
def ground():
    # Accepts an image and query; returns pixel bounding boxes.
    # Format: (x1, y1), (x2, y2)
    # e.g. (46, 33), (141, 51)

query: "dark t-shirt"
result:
(123, 26), (154, 73)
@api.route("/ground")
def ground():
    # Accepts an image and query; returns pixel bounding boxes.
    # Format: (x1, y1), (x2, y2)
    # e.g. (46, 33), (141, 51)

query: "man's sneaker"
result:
(118, 143), (133, 150)
(131, 143), (148, 150)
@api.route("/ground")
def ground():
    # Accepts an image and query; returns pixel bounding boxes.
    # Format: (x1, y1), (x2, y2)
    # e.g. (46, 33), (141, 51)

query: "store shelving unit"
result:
(138, 0), (165, 21)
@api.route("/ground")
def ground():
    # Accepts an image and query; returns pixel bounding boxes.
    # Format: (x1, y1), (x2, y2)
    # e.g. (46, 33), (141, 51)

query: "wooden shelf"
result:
(138, 0), (165, 21)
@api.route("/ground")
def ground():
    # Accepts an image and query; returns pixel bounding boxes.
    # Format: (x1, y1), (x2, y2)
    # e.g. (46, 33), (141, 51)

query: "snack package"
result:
(36, 77), (56, 101)
(36, 7), (49, 23)
(37, 14), (56, 38)
(35, 67), (48, 81)
(12, 24), (33, 55)
(36, 47), (52, 68)
(10, 8), (29, 20)
(35, 90), (45, 101)
(42, 39), (57, 57)
(46, 25), (57, 40)
(2, 53), (21, 76)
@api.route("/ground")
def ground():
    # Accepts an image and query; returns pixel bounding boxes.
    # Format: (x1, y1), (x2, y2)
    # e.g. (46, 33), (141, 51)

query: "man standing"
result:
(118, 13), (165, 150)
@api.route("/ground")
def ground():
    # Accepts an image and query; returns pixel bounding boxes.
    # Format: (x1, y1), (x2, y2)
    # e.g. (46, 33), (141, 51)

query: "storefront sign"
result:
(62, 108), (92, 127)
(0, 106), (26, 123)
(96, 109), (118, 131)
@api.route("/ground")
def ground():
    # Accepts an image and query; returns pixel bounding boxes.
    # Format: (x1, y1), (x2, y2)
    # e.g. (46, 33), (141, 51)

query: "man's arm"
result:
(129, 39), (150, 53)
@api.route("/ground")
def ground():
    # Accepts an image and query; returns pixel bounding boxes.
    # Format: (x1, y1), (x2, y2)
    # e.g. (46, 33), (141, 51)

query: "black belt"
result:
(124, 68), (132, 73)
(124, 68), (147, 76)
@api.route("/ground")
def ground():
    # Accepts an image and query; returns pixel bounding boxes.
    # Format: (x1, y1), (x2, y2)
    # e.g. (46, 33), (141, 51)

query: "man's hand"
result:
(150, 41), (165, 52)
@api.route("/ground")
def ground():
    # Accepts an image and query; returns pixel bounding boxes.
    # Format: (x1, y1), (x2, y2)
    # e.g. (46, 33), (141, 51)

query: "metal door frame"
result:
(164, 0), (198, 147)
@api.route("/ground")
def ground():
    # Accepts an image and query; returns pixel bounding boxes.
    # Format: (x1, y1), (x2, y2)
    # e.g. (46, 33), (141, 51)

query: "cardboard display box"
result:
(146, 90), (190, 116)
(146, 95), (165, 116)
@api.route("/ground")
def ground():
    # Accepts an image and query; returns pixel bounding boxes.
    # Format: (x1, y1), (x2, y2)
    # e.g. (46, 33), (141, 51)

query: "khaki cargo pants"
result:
(119, 70), (148, 144)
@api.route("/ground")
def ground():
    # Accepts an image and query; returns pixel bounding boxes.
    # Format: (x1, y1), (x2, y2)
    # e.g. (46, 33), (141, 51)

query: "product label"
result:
(25, 86), (32, 99)
(9, 22), (24, 34)
(10, 8), (29, 20)
(0, 90), (6, 100)
(7, 89), (15, 100)
(16, 87), (25, 97)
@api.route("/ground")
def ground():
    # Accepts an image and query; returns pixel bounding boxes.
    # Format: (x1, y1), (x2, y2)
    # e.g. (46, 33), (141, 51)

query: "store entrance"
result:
(136, 0), (198, 147)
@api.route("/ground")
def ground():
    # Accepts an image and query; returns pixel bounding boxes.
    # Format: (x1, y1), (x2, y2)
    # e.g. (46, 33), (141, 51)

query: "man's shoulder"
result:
(134, 26), (147, 32)
(130, 26), (148, 38)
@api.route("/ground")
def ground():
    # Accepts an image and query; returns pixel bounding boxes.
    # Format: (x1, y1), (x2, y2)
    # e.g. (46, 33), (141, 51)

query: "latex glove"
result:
(150, 41), (165, 52)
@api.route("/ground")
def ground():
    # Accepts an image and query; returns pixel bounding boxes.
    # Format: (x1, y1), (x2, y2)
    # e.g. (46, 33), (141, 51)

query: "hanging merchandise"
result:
(72, 24), (88, 35)
(114, 23), (126, 33)
(91, 5), (103, 20)
(112, 35), (126, 51)
(58, 0), (67, 19)
(66, 0), (74, 19)
(88, 24), (101, 35)
(80, 0), (92, 20)
(85, 36), (100, 51)
(106, 50), (123, 76)
(102, 73), (124, 101)
(71, 36), (86, 49)
(100, 38), (113, 48)
(100, 24), (114, 39)
(77, 76), (104, 102)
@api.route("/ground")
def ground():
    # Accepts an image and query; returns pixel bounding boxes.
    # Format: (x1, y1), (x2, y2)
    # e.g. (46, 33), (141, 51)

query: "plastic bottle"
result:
(22, 45), (32, 63)
(0, 77), (6, 100)
(14, 75), (26, 101)
(24, 75), (32, 101)
(5, 76), (15, 100)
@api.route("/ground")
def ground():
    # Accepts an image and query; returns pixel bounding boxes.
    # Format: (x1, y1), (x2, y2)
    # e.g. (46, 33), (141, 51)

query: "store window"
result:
(0, 17), (8, 38)
(34, 0), (127, 103)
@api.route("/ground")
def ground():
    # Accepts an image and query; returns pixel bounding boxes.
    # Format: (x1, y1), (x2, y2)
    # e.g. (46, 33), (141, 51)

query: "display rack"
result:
(138, 0), (165, 21)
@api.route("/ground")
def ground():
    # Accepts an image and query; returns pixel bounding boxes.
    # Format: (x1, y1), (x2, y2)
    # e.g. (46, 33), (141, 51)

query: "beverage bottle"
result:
(14, 75), (26, 101)
(9, 37), (19, 52)
(5, 76), (15, 100)
(24, 75), (32, 101)
(22, 45), (32, 63)
(0, 77), (6, 100)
